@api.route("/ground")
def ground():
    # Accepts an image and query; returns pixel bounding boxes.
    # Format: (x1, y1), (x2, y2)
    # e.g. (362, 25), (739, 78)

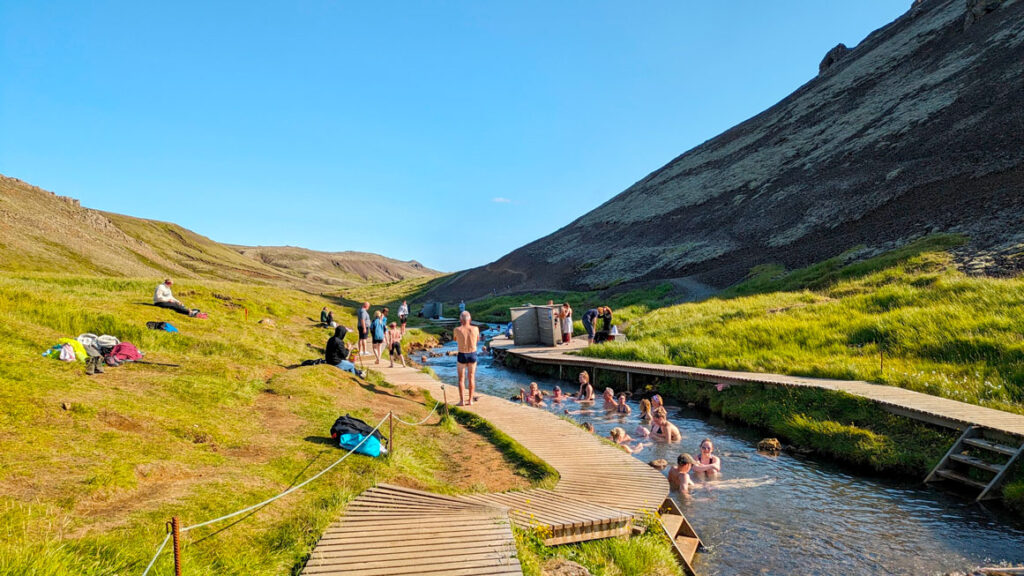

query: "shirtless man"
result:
(668, 453), (697, 495)
(453, 310), (480, 406)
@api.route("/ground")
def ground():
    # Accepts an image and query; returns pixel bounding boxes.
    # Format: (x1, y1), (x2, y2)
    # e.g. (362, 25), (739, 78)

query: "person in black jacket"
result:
(325, 326), (364, 377)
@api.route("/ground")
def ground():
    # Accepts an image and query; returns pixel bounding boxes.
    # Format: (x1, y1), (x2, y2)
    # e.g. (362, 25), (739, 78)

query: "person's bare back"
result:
(454, 324), (479, 353)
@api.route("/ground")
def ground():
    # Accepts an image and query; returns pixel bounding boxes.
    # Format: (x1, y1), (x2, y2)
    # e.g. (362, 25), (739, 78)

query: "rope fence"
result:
(140, 412), (391, 575)
(391, 400), (441, 426)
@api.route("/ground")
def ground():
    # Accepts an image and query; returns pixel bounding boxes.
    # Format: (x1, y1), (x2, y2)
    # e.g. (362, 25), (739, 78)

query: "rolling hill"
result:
(0, 174), (438, 288)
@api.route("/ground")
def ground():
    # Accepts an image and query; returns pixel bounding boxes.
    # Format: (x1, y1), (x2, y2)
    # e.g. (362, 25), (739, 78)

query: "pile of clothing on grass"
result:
(42, 333), (144, 374)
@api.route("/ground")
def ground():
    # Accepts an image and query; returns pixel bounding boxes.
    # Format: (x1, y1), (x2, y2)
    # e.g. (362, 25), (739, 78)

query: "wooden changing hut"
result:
(509, 305), (561, 346)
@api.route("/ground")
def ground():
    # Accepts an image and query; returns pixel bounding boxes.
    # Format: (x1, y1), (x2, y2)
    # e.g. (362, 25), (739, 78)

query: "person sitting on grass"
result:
(668, 453), (697, 495)
(650, 406), (682, 443)
(153, 279), (193, 316)
(325, 325), (365, 378)
(320, 306), (329, 325)
(385, 322), (406, 368)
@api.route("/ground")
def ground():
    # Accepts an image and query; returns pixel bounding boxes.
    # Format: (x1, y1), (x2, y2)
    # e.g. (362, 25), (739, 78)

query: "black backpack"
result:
(330, 414), (384, 441)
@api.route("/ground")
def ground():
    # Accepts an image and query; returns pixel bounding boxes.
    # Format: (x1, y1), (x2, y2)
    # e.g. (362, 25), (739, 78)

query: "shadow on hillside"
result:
(304, 436), (336, 447)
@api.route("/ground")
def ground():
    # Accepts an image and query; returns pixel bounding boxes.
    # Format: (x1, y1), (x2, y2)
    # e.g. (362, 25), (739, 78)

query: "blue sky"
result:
(0, 2), (907, 272)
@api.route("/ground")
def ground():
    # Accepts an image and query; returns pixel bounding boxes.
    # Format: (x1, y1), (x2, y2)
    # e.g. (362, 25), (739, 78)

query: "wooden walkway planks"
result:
(492, 337), (1024, 438)
(303, 484), (521, 576)
(302, 364), (673, 576)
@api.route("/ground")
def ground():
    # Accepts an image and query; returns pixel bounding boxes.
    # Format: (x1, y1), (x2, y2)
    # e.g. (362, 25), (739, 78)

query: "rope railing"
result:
(391, 400), (441, 426)
(140, 413), (390, 575)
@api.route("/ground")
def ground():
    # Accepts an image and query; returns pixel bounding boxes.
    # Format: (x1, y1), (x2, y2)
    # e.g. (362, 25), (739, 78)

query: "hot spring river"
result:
(419, 339), (1024, 576)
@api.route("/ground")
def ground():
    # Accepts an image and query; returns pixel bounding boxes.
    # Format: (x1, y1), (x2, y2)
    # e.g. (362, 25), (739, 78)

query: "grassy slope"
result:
(570, 235), (1024, 512)
(0, 274), (505, 575)
(579, 236), (1024, 413)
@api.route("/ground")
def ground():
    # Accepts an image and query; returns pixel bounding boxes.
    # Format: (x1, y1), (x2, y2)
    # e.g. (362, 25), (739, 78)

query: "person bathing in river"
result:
(385, 322), (406, 368)
(616, 393), (632, 415)
(650, 406), (682, 443)
(692, 437), (722, 476)
(650, 394), (664, 412)
(454, 310), (480, 406)
(668, 453), (698, 495)
(551, 386), (568, 403)
(610, 427), (646, 454)
(602, 387), (617, 410)
(524, 382), (545, 406)
(575, 371), (594, 402)
(638, 398), (653, 421)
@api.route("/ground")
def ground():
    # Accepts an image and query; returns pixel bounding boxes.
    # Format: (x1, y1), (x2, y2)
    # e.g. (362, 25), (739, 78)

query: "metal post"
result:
(388, 411), (394, 457)
(171, 516), (182, 576)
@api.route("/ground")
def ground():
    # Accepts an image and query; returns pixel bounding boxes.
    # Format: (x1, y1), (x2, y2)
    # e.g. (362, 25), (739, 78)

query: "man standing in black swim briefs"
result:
(453, 310), (480, 406)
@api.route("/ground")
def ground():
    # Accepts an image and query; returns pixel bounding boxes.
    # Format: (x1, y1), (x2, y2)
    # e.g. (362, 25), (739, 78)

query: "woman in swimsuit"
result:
(649, 406), (681, 443)
(638, 398), (652, 421)
(575, 371), (594, 402)
(692, 437), (721, 476)
(615, 393), (631, 415)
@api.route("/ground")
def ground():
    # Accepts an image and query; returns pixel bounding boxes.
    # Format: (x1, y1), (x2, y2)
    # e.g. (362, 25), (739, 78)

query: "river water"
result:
(418, 338), (1024, 576)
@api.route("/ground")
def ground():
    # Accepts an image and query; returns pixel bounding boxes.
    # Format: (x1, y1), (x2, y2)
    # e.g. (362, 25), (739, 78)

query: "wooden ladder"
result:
(658, 498), (703, 576)
(925, 425), (1024, 501)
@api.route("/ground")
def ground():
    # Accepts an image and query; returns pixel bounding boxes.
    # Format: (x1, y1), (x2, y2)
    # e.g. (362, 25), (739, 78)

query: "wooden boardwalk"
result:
(492, 337), (1024, 437)
(302, 364), (671, 576)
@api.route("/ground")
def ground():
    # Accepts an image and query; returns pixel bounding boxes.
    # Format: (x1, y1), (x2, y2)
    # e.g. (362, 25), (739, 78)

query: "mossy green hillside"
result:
(0, 273), (499, 576)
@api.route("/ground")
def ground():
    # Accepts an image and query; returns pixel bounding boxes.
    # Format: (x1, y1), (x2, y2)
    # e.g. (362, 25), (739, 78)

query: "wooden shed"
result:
(421, 302), (444, 319)
(510, 305), (561, 346)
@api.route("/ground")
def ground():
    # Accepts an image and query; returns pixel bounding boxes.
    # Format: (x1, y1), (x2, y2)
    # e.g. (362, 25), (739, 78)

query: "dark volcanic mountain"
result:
(434, 0), (1024, 300)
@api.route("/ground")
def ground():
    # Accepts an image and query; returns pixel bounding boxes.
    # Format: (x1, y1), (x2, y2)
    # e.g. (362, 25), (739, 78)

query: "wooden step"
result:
(963, 438), (1019, 456)
(949, 454), (1004, 474)
(936, 469), (989, 490)
(660, 513), (684, 539)
(676, 535), (701, 564)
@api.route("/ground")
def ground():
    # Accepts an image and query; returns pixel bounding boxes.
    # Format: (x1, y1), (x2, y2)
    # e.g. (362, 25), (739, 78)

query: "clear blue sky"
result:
(0, 2), (907, 272)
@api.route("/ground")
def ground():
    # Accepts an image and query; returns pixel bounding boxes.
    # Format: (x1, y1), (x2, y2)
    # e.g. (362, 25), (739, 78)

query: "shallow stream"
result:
(420, 338), (1024, 575)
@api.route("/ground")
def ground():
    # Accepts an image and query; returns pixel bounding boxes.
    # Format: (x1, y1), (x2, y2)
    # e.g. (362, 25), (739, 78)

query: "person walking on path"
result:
(153, 279), (193, 316)
(385, 322), (406, 368)
(453, 310), (480, 406)
(325, 325), (365, 378)
(581, 307), (599, 345)
(370, 310), (386, 365)
(458, 300), (466, 314)
(357, 302), (371, 357)
(398, 300), (409, 335)
(559, 302), (573, 345)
